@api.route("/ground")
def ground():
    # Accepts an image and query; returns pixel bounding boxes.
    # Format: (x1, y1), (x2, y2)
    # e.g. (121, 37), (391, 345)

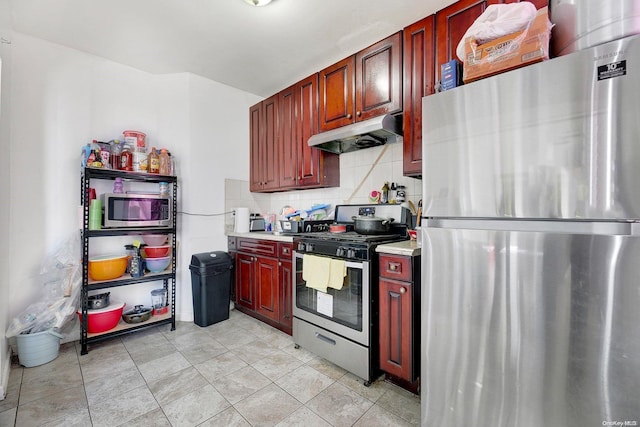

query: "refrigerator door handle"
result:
(425, 218), (639, 236)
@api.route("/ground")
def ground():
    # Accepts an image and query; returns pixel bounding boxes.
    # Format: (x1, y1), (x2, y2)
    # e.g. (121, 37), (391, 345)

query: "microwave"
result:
(101, 193), (172, 228)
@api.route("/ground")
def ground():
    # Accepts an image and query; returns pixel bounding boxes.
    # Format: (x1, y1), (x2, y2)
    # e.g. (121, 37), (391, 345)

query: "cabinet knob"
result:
(278, 261), (282, 266)
(346, 113), (352, 119)
(356, 111), (361, 117)
(400, 287), (407, 294)
(389, 262), (400, 271)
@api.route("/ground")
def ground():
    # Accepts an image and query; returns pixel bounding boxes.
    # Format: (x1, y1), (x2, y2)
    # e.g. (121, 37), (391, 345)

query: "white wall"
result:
(3, 31), (260, 355)
(0, 0), (12, 399)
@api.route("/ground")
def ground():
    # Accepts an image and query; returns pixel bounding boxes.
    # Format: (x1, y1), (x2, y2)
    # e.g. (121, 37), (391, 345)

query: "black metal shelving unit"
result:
(80, 167), (178, 355)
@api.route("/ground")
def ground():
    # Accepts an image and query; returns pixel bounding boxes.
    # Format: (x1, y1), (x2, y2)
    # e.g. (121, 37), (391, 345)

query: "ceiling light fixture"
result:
(243, 0), (273, 6)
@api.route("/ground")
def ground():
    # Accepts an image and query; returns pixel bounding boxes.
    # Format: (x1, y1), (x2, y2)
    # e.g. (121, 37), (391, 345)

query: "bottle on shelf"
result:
(147, 147), (160, 174)
(381, 182), (390, 204)
(120, 143), (133, 171)
(110, 139), (122, 170)
(95, 141), (110, 169)
(168, 151), (176, 176)
(159, 148), (170, 175)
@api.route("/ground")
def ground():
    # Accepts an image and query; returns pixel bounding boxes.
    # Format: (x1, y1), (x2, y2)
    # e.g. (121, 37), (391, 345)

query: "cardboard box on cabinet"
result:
(462, 7), (552, 83)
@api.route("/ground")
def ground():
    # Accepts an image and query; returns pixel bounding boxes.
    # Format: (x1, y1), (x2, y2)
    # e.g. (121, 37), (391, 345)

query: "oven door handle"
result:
(314, 332), (337, 346)
(294, 251), (366, 270)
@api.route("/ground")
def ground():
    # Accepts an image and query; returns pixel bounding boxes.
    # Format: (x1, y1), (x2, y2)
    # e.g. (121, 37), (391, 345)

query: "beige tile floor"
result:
(0, 309), (420, 426)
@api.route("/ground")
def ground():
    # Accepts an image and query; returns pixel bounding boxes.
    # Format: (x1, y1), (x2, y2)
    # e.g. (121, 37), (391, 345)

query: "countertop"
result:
(226, 229), (294, 243)
(228, 229), (421, 254)
(375, 240), (421, 257)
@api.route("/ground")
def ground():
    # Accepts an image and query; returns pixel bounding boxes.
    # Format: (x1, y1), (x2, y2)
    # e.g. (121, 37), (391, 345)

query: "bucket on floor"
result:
(15, 329), (64, 367)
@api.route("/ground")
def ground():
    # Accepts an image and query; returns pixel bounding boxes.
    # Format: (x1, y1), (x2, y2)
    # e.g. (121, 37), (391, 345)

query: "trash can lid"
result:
(189, 251), (232, 272)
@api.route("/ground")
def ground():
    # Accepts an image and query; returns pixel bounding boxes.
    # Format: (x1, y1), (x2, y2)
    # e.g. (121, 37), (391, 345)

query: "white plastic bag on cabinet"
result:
(456, 2), (537, 61)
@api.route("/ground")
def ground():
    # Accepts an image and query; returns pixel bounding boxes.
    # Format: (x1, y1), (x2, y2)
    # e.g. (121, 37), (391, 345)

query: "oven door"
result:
(293, 251), (370, 346)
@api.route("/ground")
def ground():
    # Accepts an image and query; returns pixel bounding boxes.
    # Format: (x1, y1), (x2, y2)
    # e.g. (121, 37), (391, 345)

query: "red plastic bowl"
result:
(143, 245), (170, 258)
(77, 301), (125, 333)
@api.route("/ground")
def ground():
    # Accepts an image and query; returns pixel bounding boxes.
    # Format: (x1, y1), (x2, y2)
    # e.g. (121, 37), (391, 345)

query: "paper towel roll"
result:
(234, 207), (250, 233)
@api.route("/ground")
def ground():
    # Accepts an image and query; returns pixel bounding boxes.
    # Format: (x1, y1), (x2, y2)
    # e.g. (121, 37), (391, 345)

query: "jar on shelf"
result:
(120, 144), (133, 171)
(113, 178), (124, 193)
(159, 182), (169, 198)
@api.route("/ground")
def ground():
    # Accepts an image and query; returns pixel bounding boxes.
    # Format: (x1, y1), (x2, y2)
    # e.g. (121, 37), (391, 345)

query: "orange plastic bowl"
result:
(77, 300), (125, 333)
(143, 245), (170, 258)
(88, 255), (128, 281)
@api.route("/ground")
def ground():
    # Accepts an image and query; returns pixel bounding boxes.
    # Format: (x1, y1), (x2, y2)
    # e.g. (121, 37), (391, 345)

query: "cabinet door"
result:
(279, 84), (298, 189)
(236, 253), (255, 310)
(319, 56), (355, 132)
(296, 74), (322, 187)
(249, 102), (263, 192)
(279, 259), (293, 334)
(255, 256), (279, 321)
(403, 15), (435, 177)
(261, 94), (280, 191)
(379, 277), (413, 380)
(355, 31), (403, 122)
(435, 0), (502, 84)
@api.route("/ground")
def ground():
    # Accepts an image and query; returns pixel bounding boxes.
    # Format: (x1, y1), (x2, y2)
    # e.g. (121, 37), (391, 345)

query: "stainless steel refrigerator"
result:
(420, 35), (640, 427)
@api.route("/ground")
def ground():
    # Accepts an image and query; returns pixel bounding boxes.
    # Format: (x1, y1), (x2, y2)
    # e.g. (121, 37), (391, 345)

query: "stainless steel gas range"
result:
(292, 204), (411, 386)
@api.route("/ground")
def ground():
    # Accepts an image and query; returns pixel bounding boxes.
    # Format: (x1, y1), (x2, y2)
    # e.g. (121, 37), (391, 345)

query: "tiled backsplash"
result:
(225, 142), (422, 229)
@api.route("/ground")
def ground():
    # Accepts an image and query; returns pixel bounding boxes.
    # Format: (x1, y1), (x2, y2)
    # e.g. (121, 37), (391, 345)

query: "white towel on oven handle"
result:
(327, 259), (346, 290)
(303, 254), (330, 293)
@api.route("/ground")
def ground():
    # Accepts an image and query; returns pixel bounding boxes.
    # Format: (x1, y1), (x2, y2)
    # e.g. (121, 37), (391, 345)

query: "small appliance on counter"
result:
(249, 213), (265, 231)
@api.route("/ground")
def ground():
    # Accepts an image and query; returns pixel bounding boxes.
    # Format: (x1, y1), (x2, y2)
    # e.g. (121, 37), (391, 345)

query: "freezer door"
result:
(421, 227), (640, 427)
(422, 35), (640, 220)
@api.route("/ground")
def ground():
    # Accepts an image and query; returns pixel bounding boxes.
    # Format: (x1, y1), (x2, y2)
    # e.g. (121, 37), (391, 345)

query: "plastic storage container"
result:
(16, 329), (64, 367)
(189, 251), (233, 327)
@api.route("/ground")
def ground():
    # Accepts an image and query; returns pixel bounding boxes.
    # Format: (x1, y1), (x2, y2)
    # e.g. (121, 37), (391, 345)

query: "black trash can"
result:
(189, 251), (233, 327)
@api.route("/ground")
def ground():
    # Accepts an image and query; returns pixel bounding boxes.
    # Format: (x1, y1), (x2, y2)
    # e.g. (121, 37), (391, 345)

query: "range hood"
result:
(308, 114), (402, 154)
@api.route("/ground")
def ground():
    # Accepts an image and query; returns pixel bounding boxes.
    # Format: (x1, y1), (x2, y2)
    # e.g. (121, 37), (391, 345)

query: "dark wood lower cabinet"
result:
(255, 256), (279, 322)
(279, 259), (293, 331)
(378, 253), (421, 392)
(379, 277), (413, 380)
(236, 252), (256, 310)
(231, 237), (293, 335)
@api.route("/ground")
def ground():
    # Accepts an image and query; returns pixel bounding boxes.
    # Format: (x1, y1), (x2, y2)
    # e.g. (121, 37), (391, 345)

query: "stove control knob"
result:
(336, 247), (345, 257)
(297, 242), (306, 252)
(347, 248), (356, 259)
(306, 243), (314, 252)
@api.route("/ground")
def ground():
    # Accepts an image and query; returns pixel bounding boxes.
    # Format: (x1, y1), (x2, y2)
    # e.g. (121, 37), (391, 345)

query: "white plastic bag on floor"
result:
(456, 2), (537, 61)
(6, 234), (81, 337)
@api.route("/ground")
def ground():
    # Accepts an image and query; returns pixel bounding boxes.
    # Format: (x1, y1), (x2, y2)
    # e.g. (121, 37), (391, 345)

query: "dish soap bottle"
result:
(147, 147), (160, 174)
(380, 182), (389, 204)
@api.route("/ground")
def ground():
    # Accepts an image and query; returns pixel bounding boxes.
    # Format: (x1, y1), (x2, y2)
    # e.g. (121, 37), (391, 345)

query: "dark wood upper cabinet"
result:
(403, 15), (435, 177)
(319, 57), (355, 132)
(356, 31), (403, 122)
(319, 32), (402, 132)
(279, 74), (340, 190)
(249, 103), (263, 191)
(279, 84), (297, 188)
(249, 94), (280, 192)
